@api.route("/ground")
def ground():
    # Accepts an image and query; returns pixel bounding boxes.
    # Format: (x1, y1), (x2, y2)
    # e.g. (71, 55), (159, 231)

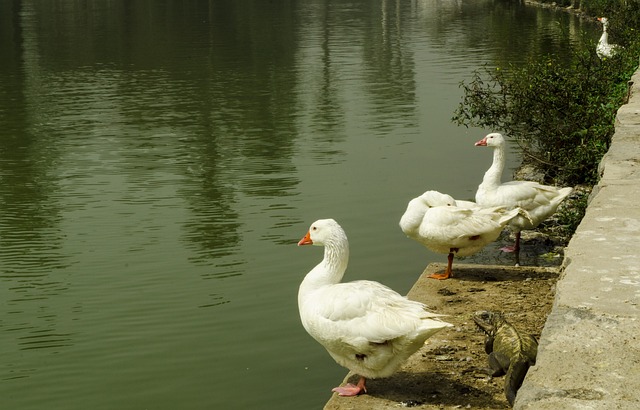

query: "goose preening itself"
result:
(400, 190), (520, 279)
(597, 17), (621, 58)
(474, 133), (573, 266)
(297, 218), (452, 396)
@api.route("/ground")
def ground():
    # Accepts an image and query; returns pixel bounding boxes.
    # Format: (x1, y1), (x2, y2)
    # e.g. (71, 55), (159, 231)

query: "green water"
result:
(0, 1), (596, 408)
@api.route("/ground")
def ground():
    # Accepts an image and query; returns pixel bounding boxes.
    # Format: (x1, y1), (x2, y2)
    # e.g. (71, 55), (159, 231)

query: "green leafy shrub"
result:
(452, 46), (638, 186)
(452, 3), (640, 238)
(552, 188), (590, 236)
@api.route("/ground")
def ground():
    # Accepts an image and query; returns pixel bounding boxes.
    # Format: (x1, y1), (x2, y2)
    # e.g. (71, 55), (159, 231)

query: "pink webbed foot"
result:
(499, 245), (516, 253)
(331, 383), (364, 396)
(332, 377), (367, 396)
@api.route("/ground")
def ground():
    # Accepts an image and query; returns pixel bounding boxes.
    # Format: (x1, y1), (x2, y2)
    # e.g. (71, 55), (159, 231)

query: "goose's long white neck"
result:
(480, 144), (505, 189)
(300, 234), (349, 294)
(600, 31), (609, 44)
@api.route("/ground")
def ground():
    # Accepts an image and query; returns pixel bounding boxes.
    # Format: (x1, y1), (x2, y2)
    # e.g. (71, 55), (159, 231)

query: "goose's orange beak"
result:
(298, 231), (313, 246)
(474, 137), (487, 146)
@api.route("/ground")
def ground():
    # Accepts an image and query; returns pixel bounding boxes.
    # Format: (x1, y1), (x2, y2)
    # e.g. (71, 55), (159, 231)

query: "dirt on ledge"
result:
(323, 263), (560, 410)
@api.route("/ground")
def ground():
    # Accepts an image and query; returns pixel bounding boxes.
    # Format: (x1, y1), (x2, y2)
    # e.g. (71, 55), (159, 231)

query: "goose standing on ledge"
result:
(297, 219), (452, 396)
(474, 133), (573, 266)
(400, 190), (520, 279)
(597, 17), (621, 58)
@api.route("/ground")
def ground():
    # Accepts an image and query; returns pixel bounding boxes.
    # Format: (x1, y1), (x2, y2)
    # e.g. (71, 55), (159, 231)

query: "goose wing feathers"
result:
(497, 181), (559, 206)
(305, 280), (440, 344)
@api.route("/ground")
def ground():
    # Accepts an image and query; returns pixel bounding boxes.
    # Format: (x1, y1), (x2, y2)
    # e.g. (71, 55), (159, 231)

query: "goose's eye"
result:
(312, 227), (317, 231)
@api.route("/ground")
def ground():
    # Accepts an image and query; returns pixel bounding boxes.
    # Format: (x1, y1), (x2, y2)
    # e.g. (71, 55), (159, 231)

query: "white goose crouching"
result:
(297, 219), (452, 396)
(400, 190), (520, 279)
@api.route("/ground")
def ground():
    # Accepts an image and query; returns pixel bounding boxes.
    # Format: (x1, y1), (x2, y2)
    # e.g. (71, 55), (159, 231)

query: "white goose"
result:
(297, 219), (452, 396)
(400, 190), (520, 279)
(474, 133), (573, 265)
(597, 17), (621, 58)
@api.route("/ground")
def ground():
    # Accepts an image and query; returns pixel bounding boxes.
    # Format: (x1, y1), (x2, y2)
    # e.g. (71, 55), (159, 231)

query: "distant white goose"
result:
(297, 218), (452, 396)
(400, 190), (520, 279)
(474, 133), (573, 265)
(597, 17), (621, 58)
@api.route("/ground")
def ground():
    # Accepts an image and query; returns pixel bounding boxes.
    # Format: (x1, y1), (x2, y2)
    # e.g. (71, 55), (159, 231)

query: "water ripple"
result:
(18, 331), (74, 351)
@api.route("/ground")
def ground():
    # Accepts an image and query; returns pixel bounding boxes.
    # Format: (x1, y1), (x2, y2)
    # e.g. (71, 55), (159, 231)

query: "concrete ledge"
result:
(515, 74), (640, 408)
(515, 306), (640, 409)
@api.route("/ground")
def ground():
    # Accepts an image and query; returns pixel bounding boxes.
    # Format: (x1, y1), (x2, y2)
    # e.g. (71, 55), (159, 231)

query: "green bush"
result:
(452, 46), (638, 186)
(552, 188), (589, 236)
(453, 2), (640, 238)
